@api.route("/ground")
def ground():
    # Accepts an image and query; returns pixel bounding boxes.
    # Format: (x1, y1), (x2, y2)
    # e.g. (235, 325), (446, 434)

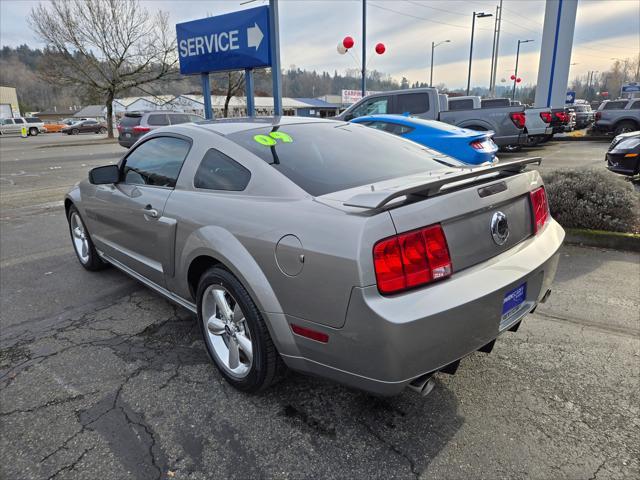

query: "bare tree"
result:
(29, 0), (177, 137)
(222, 72), (245, 118)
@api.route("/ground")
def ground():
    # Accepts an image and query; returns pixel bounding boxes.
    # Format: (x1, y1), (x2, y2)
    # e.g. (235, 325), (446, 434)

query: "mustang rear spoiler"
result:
(343, 157), (542, 210)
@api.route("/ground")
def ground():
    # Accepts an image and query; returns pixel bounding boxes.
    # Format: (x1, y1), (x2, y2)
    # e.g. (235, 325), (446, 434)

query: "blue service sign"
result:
(566, 91), (576, 104)
(176, 6), (271, 75)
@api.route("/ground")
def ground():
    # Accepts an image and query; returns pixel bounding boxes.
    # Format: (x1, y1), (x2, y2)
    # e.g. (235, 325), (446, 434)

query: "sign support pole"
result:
(269, 0), (282, 116)
(201, 72), (214, 120)
(361, 0), (366, 97)
(245, 68), (255, 117)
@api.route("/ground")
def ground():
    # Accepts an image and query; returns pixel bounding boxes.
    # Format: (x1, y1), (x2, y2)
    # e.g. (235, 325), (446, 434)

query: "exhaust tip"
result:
(408, 374), (436, 397)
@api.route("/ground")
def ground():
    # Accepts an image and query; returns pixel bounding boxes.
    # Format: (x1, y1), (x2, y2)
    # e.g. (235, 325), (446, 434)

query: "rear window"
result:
(228, 122), (453, 196)
(120, 116), (142, 127)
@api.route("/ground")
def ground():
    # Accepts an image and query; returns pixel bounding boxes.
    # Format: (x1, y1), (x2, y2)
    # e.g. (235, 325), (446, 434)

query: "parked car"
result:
(337, 88), (527, 150)
(65, 117), (564, 396)
(593, 99), (640, 135)
(569, 104), (595, 129)
(605, 131), (640, 176)
(61, 119), (107, 135)
(24, 117), (47, 135)
(117, 111), (205, 147)
(524, 107), (553, 146)
(44, 121), (68, 133)
(351, 114), (498, 165)
(0, 117), (44, 136)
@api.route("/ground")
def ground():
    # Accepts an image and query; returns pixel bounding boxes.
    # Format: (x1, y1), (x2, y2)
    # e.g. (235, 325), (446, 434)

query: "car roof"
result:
(186, 116), (344, 136)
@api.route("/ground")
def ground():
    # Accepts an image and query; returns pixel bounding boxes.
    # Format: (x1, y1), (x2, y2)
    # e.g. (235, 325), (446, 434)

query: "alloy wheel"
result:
(70, 212), (90, 264)
(202, 285), (253, 378)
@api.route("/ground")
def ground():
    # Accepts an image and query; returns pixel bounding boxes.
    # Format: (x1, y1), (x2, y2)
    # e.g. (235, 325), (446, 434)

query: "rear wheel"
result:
(197, 267), (285, 392)
(28, 127), (38, 136)
(614, 121), (637, 136)
(67, 205), (108, 271)
(99, 127), (107, 134)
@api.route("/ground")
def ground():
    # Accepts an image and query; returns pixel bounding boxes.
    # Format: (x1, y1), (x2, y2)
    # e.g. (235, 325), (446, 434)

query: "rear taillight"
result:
(373, 224), (452, 295)
(595, 111), (601, 121)
(554, 111), (568, 123)
(133, 125), (150, 134)
(529, 186), (549, 233)
(509, 112), (526, 129)
(540, 112), (552, 123)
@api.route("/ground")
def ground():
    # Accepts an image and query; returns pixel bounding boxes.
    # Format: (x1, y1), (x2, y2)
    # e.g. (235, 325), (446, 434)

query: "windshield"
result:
(228, 122), (461, 196)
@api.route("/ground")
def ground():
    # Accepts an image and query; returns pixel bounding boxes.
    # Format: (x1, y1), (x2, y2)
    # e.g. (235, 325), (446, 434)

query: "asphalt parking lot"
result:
(1, 133), (639, 479)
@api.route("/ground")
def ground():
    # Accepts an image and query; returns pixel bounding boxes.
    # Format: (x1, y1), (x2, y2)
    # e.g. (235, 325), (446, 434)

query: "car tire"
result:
(197, 267), (286, 393)
(67, 205), (108, 271)
(526, 136), (542, 147)
(614, 121), (637, 136)
(28, 127), (38, 136)
(500, 144), (522, 153)
(72, 128), (79, 135)
(99, 127), (107, 134)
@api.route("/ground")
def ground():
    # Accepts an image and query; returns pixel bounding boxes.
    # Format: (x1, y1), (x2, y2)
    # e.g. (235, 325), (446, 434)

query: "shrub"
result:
(542, 169), (640, 233)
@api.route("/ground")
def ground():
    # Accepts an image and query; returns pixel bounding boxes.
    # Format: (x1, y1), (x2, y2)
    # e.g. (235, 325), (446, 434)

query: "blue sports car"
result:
(351, 114), (499, 165)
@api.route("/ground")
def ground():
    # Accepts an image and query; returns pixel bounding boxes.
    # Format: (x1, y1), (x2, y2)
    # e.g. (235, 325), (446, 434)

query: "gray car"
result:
(117, 110), (204, 147)
(65, 117), (564, 396)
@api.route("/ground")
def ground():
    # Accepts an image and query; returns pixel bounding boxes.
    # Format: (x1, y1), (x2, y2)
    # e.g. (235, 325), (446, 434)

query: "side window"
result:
(603, 101), (626, 110)
(194, 149), (251, 191)
(3, 119), (14, 125)
(349, 97), (389, 118)
(629, 101), (640, 110)
(147, 114), (169, 126)
(385, 123), (414, 135)
(86, 120), (98, 125)
(14, 118), (25, 124)
(169, 113), (190, 124)
(366, 121), (390, 131)
(394, 93), (429, 115)
(189, 115), (204, 122)
(122, 136), (190, 188)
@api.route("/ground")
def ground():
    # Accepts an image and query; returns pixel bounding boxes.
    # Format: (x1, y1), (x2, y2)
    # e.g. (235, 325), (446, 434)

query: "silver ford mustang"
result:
(65, 117), (564, 396)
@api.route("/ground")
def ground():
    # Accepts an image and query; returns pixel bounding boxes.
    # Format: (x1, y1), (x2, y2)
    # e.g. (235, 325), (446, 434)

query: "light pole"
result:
(361, 0), (367, 97)
(512, 39), (533, 100)
(466, 11), (493, 95)
(430, 40), (450, 87)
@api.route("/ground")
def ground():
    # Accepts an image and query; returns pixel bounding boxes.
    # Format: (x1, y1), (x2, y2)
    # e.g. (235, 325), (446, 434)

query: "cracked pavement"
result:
(1, 135), (639, 479)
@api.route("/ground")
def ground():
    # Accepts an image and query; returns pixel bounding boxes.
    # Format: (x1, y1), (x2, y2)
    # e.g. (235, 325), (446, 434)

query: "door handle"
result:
(141, 205), (159, 218)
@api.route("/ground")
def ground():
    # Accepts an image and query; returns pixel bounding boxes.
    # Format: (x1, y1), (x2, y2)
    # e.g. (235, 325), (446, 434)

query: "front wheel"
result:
(71, 128), (79, 135)
(28, 127), (38, 136)
(99, 127), (107, 134)
(67, 205), (108, 271)
(197, 267), (285, 392)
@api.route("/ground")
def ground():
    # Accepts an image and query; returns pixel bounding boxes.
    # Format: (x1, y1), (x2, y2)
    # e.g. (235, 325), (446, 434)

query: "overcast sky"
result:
(1, 0), (638, 89)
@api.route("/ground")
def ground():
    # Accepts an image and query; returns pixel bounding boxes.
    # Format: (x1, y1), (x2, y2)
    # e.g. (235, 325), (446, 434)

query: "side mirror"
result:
(89, 164), (120, 184)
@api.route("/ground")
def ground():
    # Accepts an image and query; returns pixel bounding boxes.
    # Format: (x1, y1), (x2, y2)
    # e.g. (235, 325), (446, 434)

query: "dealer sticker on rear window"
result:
(253, 131), (293, 146)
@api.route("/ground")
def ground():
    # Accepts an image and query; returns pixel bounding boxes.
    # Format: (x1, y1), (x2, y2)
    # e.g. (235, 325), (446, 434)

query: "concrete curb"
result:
(564, 228), (640, 252)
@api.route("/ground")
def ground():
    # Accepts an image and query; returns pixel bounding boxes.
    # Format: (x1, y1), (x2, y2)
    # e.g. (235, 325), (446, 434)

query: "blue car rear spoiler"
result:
(343, 157), (542, 210)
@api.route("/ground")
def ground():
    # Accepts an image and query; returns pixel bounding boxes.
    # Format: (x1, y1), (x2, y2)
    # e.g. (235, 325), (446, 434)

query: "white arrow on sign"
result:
(247, 23), (263, 50)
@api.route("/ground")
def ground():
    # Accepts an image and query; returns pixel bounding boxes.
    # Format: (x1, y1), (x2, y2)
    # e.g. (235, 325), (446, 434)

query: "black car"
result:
(61, 119), (107, 135)
(117, 111), (204, 147)
(606, 131), (640, 176)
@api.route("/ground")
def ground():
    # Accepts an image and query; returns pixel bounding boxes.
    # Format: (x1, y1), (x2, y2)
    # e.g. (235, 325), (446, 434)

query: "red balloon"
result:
(375, 43), (386, 55)
(516, 77), (522, 83)
(343, 36), (354, 49)
(510, 74), (516, 80)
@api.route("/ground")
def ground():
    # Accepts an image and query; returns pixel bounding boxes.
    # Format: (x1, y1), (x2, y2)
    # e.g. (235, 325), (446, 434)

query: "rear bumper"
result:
(118, 135), (136, 147)
(281, 219), (565, 395)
